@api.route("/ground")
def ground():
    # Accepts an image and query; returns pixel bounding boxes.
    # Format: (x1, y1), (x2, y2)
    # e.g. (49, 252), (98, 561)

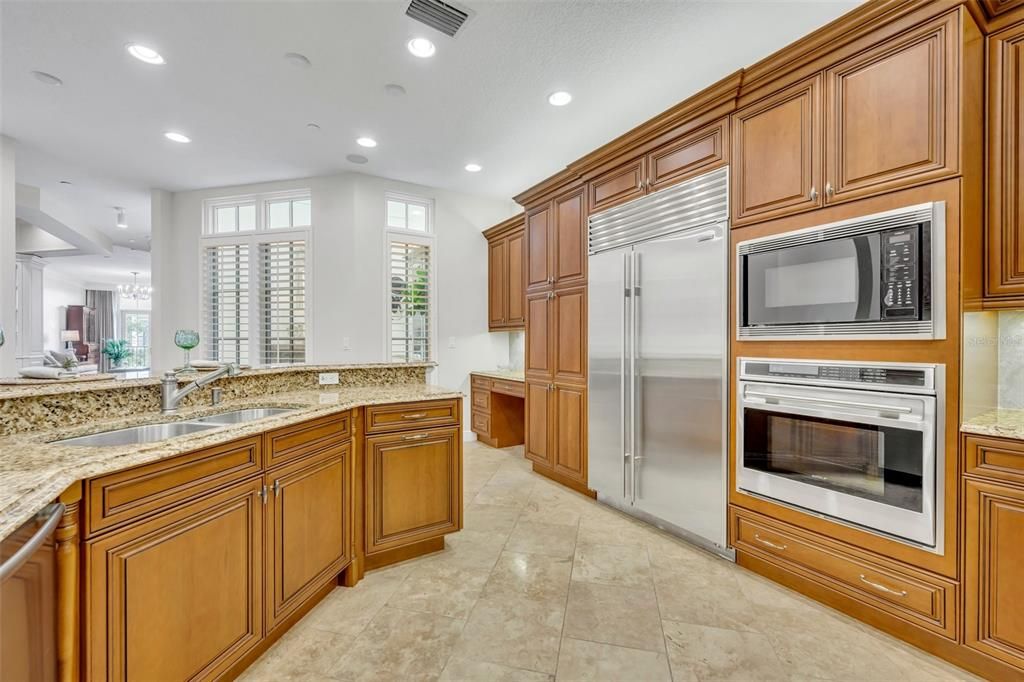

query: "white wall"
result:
(0, 137), (17, 375)
(41, 269), (86, 351)
(154, 171), (519, 427)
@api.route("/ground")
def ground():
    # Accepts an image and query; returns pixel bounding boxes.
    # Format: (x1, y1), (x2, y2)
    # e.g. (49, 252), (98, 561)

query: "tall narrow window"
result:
(260, 240), (306, 365)
(385, 194), (434, 363)
(203, 243), (251, 365)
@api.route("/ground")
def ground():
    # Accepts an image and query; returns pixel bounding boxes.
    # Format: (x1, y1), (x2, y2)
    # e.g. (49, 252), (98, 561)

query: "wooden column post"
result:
(55, 482), (82, 682)
(341, 407), (365, 587)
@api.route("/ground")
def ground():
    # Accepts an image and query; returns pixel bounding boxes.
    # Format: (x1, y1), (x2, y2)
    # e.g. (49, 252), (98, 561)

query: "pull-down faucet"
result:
(160, 364), (241, 414)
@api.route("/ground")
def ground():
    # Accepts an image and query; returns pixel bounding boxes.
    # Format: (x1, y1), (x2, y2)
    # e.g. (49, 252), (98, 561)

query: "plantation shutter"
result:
(260, 240), (306, 365)
(389, 239), (431, 362)
(203, 243), (250, 365)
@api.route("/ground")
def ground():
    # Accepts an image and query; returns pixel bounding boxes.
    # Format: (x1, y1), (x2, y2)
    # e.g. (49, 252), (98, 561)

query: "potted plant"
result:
(102, 339), (131, 368)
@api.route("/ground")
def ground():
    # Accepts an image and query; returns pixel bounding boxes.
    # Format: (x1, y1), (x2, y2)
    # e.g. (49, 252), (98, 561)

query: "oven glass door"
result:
(743, 234), (880, 326)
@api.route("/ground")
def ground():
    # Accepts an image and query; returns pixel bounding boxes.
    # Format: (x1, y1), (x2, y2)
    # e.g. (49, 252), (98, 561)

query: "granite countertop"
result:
(471, 369), (525, 382)
(962, 408), (1024, 441)
(0, 382), (461, 543)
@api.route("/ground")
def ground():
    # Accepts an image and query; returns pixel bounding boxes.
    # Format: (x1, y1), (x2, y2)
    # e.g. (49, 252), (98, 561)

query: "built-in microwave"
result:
(737, 202), (945, 340)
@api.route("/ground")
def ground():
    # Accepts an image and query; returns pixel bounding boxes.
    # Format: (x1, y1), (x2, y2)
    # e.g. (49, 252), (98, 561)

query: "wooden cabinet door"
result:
(987, 22), (1024, 300)
(266, 444), (350, 630)
(647, 118), (728, 193)
(964, 479), (1024, 669)
(824, 12), (958, 204)
(553, 384), (586, 482)
(732, 75), (823, 225)
(553, 187), (586, 287)
(525, 379), (553, 467)
(364, 427), (460, 554)
(525, 290), (554, 376)
(506, 231), (526, 327)
(588, 158), (645, 214)
(85, 479), (264, 681)
(488, 238), (508, 329)
(553, 286), (587, 384)
(526, 204), (552, 291)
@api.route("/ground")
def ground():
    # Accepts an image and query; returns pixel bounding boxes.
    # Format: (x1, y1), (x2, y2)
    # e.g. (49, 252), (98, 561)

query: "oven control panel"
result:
(881, 226), (920, 319)
(742, 360), (931, 389)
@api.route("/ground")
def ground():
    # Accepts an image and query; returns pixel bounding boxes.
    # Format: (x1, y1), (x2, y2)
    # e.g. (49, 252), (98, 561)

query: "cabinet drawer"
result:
(265, 412), (351, 469)
(365, 399), (459, 434)
(491, 379), (525, 398)
(471, 389), (490, 411)
(731, 509), (955, 637)
(86, 436), (262, 537)
(964, 434), (1024, 486)
(471, 411), (491, 435)
(471, 375), (492, 390)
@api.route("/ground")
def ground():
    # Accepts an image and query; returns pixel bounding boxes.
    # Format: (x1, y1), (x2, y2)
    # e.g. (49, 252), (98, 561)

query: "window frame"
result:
(383, 193), (436, 364)
(200, 190), (313, 366)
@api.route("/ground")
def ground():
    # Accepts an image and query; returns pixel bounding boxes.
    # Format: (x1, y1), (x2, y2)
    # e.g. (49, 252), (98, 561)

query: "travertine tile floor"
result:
(240, 441), (978, 682)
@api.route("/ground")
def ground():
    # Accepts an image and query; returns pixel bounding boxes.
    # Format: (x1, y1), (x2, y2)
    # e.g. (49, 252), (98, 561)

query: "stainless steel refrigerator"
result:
(588, 166), (730, 555)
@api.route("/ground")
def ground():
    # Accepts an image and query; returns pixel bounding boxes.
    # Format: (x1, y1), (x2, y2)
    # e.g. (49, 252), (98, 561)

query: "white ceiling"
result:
(44, 247), (151, 290)
(2, 0), (859, 240)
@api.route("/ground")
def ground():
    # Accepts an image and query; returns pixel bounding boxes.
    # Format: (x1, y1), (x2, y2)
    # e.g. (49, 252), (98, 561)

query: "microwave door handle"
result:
(853, 235), (876, 320)
(743, 391), (913, 415)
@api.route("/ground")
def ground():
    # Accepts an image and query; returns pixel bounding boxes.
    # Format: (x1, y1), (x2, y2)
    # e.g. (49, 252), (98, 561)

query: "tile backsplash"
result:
(963, 311), (1024, 419)
(507, 331), (525, 372)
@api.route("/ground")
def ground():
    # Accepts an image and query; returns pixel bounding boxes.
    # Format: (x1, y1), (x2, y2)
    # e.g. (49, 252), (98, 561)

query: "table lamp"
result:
(61, 330), (80, 350)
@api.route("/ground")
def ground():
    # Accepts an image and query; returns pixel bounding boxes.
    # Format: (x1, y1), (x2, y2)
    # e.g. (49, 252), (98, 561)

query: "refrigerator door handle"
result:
(630, 249), (639, 504)
(622, 250), (630, 500)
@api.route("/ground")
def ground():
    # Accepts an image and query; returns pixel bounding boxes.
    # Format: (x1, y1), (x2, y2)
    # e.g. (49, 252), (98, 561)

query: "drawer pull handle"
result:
(403, 433), (430, 441)
(753, 533), (787, 551)
(402, 413), (428, 419)
(858, 575), (907, 597)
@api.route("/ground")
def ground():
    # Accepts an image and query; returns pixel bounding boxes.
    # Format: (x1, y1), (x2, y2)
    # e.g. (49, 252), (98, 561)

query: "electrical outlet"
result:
(319, 372), (339, 385)
(448, 336), (456, 349)
(342, 337), (351, 351)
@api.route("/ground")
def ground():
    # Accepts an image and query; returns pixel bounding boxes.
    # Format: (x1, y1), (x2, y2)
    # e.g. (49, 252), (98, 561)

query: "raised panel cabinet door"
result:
(648, 118), (728, 192)
(364, 427), (460, 554)
(824, 12), (958, 204)
(525, 291), (554, 376)
(553, 187), (587, 286)
(731, 75), (823, 226)
(488, 238), (508, 329)
(964, 479), (1024, 669)
(506, 231), (526, 327)
(526, 204), (552, 290)
(525, 379), (553, 467)
(553, 286), (587, 384)
(85, 479), (263, 681)
(588, 158), (645, 214)
(553, 384), (586, 481)
(266, 444), (350, 630)
(987, 23), (1024, 299)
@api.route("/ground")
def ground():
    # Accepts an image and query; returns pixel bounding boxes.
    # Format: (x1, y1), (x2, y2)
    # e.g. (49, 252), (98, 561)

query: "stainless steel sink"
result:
(54, 421), (219, 447)
(191, 407), (297, 425)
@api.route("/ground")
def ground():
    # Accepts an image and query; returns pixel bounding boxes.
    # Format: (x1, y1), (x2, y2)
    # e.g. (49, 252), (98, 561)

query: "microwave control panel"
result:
(881, 226), (920, 318)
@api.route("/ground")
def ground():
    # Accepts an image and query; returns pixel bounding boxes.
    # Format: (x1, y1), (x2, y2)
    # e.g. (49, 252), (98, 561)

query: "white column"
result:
(0, 136), (17, 377)
(149, 188), (173, 372)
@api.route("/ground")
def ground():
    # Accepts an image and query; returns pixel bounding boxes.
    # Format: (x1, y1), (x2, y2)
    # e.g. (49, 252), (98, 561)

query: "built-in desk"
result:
(470, 371), (525, 448)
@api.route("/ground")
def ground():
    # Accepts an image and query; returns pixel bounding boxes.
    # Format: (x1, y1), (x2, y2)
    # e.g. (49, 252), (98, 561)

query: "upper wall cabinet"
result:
(484, 215), (526, 330)
(985, 21), (1024, 302)
(526, 186), (587, 291)
(588, 118), (729, 215)
(731, 10), (960, 227)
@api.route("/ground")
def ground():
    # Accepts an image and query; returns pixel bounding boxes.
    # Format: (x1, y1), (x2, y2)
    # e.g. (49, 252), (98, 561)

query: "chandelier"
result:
(118, 272), (152, 301)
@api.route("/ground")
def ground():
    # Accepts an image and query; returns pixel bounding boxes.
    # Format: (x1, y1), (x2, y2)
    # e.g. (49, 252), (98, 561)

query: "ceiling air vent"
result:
(405, 0), (470, 37)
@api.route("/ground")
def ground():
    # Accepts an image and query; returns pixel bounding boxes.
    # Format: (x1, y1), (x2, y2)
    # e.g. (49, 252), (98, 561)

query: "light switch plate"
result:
(448, 336), (456, 348)
(319, 372), (339, 385)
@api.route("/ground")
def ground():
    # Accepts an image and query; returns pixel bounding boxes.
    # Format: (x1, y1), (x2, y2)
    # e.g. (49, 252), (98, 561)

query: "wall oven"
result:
(737, 358), (943, 549)
(737, 202), (945, 340)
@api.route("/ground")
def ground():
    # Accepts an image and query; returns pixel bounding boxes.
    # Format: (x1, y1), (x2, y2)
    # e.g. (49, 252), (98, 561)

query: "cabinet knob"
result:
(809, 186), (818, 201)
(825, 182), (834, 197)
(273, 480), (281, 497)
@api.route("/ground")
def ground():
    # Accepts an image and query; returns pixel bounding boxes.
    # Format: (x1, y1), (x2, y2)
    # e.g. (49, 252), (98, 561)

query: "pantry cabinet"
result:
(484, 215), (526, 330)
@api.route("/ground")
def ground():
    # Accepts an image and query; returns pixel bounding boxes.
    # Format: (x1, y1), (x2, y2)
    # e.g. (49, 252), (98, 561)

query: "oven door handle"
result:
(743, 391), (914, 415)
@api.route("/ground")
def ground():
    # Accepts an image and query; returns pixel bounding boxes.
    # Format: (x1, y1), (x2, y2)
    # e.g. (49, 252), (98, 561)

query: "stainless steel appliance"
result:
(1, 502), (62, 681)
(737, 202), (945, 340)
(589, 167), (729, 554)
(737, 358), (943, 549)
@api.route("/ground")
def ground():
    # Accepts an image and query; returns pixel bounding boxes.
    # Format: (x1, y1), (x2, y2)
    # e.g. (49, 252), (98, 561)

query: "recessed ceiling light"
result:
(115, 207), (128, 229)
(407, 38), (436, 58)
(59, 180), (72, 185)
(356, 137), (377, 148)
(346, 154), (369, 165)
(384, 83), (407, 97)
(283, 52), (312, 68)
(306, 122), (321, 131)
(126, 44), (165, 65)
(31, 71), (63, 86)
(547, 91), (572, 107)
(164, 131), (191, 143)
(464, 163), (482, 172)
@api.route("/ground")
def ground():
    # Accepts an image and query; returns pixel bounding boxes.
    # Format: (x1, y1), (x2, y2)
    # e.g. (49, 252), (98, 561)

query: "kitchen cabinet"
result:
(553, 286), (587, 384)
(265, 443), (350, 630)
(484, 215), (526, 330)
(526, 204), (552, 290)
(553, 384), (586, 480)
(85, 478), (265, 681)
(525, 290), (553, 376)
(526, 187), (587, 291)
(525, 379), (553, 467)
(985, 21), (1024, 303)
(588, 118), (729, 214)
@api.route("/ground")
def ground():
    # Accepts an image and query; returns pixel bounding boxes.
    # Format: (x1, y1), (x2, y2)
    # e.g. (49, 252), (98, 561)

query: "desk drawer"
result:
(471, 376), (492, 390)
(365, 399), (460, 434)
(471, 411), (490, 435)
(731, 508), (955, 637)
(472, 389), (490, 412)
(491, 379), (525, 398)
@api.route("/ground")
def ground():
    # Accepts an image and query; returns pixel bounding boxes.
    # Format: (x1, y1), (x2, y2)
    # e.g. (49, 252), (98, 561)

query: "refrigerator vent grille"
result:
(736, 203), (936, 255)
(588, 167), (728, 254)
(405, 0), (470, 36)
